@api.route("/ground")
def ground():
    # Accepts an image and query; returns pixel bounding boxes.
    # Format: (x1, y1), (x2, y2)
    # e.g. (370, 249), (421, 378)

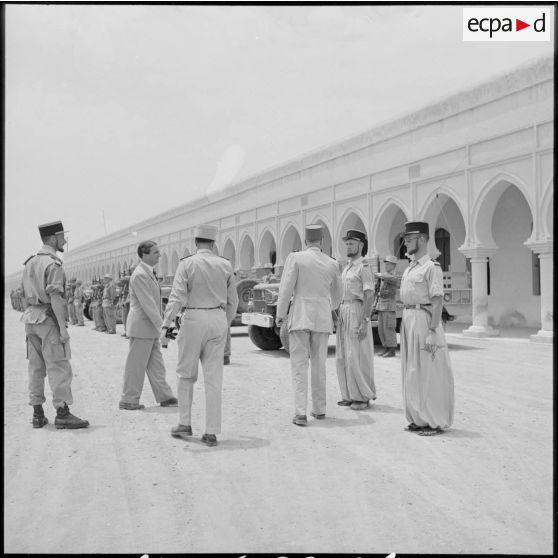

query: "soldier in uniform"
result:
(276, 224), (343, 426)
(66, 280), (78, 325)
(374, 255), (401, 358)
(399, 221), (455, 436)
(101, 274), (117, 334)
(19, 221), (89, 429)
(73, 279), (85, 326)
(161, 225), (239, 447)
(336, 229), (377, 411)
(92, 280), (107, 332)
(120, 266), (135, 338)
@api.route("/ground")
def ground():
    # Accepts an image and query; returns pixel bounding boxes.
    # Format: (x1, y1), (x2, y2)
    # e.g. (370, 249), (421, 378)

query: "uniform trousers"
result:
(121, 337), (174, 404)
(25, 322), (73, 409)
(336, 301), (376, 402)
(289, 330), (329, 416)
(176, 309), (228, 434)
(68, 302), (77, 325)
(102, 304), (116, 333)
(400, 309), (454, 429)
(224, 328), (231, 358)
(122, 302), (130, 334)
(93, 303), (107, 331)
(378, 310), (397, 348)
(74, 300), (85, 326)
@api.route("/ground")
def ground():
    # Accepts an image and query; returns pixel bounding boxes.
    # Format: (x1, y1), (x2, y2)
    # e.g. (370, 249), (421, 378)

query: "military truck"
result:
(241, 281), (453, 354)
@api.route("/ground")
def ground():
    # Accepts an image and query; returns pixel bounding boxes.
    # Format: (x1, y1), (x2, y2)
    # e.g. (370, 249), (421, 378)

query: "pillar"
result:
(526, 241), (553, 344)
(460, 248), (499, 338)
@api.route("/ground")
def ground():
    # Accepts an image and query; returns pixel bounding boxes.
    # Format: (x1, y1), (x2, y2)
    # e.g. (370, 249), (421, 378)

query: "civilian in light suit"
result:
(119, 241), (177, 410)
(276, 224), (343, 427)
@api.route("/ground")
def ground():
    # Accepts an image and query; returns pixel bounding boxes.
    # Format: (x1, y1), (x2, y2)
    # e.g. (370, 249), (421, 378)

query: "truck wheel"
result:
(84, 302), (93, 321)
(248, 325), (282, 350)
(279, 322), (290, 354)
(236, 279), (258, 314)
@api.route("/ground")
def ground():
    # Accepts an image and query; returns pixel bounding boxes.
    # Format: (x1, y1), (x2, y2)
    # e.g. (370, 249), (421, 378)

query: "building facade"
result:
(8, 57), (554, 342)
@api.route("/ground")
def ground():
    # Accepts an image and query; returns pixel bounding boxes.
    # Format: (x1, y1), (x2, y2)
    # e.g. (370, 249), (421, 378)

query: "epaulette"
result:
(180, 254), (193, 261)
(23, 255), (35, 266)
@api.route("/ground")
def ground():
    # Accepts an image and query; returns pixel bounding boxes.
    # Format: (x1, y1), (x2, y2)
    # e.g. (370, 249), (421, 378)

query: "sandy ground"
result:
(3, 298), (553, 554)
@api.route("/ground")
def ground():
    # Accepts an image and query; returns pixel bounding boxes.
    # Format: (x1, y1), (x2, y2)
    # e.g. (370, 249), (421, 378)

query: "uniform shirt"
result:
(376, 271), (401, 312)
(341, 257), (374, 302)
(400, 254), (444, 306)
(162, 249), (239, 327)
(74, 285), (84, 303)
(277, 246), (343, 333)
(20, 244), (66, 324)
(102, 281), (117, 307)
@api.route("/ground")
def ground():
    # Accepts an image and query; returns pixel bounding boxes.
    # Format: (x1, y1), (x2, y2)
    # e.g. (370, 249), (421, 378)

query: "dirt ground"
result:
(3, 299), (553, 554)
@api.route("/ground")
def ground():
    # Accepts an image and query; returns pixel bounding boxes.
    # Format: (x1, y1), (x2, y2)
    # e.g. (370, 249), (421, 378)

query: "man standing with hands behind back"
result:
(119, 241), (177, 411)
(161, 225), (238, 447)
(276, 224), (343, 427)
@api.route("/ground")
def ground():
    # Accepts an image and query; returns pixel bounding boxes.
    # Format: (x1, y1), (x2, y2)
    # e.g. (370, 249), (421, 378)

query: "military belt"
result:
(184, 305), (225, 310)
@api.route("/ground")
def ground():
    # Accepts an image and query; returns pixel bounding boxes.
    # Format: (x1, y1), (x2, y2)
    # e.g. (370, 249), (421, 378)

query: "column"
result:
(527, 242), (553, 344)
(460, 248), (499, 338)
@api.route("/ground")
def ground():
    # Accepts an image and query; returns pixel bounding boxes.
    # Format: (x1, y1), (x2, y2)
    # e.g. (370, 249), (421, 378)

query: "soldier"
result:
(374, 255), (401, 358)
(19, 220), (89, 429)
(66, 279), (78, 325)
(73, 279), (85, 326)
(120, 266), (135, 338)
(101, 274), (117, 334)
(399, 221), (455, 436)
(276, 224), (343, 427)
(92, 280), (107, 332)
(336, 229), (377, 411)
(161, 224), (239, 447)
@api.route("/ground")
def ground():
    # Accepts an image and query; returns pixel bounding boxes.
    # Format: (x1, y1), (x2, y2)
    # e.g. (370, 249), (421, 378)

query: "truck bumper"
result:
(241, 313), (275, 328)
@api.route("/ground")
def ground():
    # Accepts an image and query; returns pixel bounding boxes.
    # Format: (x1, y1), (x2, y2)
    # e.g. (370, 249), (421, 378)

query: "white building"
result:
(8, 56), (554, 343)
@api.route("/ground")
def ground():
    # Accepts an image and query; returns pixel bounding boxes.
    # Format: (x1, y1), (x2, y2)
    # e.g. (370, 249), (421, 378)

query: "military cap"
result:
(403, 221), (429, 236)
(194, 224), (218, 241)
(342, 229), (368, 256)
(384, 255), (398, 265)
(305, 224), (323, 242)
(39, 220), (67, 238)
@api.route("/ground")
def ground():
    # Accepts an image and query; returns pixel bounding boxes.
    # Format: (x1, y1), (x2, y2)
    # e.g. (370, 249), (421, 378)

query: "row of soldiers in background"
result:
(87, 275), (118, 334)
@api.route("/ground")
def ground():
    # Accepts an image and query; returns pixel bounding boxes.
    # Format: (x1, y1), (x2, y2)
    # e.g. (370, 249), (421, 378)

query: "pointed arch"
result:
(171, 250), (179, 274)
(239, 233), (255, 270)
(336, 208), (367, 259)
(472, 172), (534, 248)
(279, 223), (302, 263)
(258, 228), (277, 267)
(309, 215), (333, 257)
(159, 252), (169, 277)
(222, 237), (236, 268)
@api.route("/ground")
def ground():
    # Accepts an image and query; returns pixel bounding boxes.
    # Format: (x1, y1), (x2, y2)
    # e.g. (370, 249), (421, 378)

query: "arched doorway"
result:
(337, 211), (367, 262)
(311, 218), (333, 257)
(259, 230), (277, 267)
(280, 225), (302, 263)
(171, 251), (179, 274)
(239, 235), (255, 270)
(222, 238), (236, 268)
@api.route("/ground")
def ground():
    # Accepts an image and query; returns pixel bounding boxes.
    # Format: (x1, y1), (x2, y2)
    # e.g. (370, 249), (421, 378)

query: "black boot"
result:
(32, 404), (48, 428)
(54, 403), (90, 429)
(383, 348), (396, 358)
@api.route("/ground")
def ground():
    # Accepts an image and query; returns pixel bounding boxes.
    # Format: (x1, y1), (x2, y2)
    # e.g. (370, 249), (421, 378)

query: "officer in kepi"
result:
(161, 224), (239, 447)
(399, 221), (455, 436)
(19, 221), (89, 429)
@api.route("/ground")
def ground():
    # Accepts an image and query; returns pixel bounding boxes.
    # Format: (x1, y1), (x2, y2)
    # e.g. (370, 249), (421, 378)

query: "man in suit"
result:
(276, 224), (343, 427)
(161, 224), (239, 447)
(119, 241), (177, 410)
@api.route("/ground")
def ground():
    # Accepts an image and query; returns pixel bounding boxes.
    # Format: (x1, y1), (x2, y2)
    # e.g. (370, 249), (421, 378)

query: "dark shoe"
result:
(223, 356), (230, 365)
(108, 331), (116, 334)
(201, 433), (218, 446)
(98, 328), (107, 333)
(379, 348), (390, 357)
(118, 401), (145, 411)
(292, 415), (308, 426)
(160, 397), (178, 407)
(54, 404), (89, 429)
(121, 333), (127, 337)
(383, 348), (396, 358)
(311, 412), (325, 420)
(32, 405), (48, 428)
(350, 401), (369, 410)
(406, 422), (422, 432)
(337, 400), (352, 406)
(171, 424), (193, 439)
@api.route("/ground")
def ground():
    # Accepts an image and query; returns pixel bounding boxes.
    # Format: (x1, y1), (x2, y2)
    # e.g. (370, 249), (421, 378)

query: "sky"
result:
(4, 4), (554, 276)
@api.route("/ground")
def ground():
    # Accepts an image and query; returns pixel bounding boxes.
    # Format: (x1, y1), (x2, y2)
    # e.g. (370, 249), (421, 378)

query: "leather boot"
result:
(54, 403), (90, 429)
(383, 348), (396, 358)
(32, 404), (48, 428)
